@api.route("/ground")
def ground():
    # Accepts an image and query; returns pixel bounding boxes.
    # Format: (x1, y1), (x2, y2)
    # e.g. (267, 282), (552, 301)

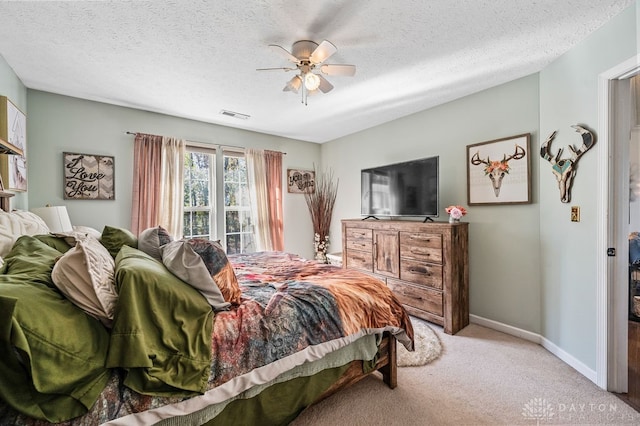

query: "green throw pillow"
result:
(100, 225), (138, 258)
(34, 234), (73, 254)
(1, 236), (65, 286)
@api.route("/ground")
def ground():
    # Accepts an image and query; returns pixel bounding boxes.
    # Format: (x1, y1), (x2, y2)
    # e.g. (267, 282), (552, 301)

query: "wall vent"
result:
(219, 110), (250, 120)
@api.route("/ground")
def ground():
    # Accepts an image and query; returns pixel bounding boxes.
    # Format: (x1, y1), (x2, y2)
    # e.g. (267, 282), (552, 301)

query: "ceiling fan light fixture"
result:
(304, 72), (321, 91)
(284, 75), (302, 93)
(259, 39), (355, 105)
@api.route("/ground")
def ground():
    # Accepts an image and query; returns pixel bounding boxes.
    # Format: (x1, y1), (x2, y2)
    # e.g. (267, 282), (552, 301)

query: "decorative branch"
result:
(304, 165), (338, 241)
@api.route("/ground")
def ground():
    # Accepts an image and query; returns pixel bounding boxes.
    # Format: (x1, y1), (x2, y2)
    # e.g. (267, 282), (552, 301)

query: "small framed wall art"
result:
(0, 96), (27, 191)
(466, 133), (532, 205)
(63, 152), (115, 200)
(287, 168), (315, 193)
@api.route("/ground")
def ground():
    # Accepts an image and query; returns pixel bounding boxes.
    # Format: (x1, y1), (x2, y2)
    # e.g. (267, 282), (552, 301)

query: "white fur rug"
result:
(397, 317), (442, 367)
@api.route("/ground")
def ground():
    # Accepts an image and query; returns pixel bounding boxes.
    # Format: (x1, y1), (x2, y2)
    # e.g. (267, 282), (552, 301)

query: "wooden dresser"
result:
(341, 219), (469, 334)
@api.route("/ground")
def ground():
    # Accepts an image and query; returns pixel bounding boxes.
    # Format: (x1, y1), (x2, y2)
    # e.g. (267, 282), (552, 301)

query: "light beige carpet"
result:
(397, 317), (442, 367)
(292, 323), (640, 425)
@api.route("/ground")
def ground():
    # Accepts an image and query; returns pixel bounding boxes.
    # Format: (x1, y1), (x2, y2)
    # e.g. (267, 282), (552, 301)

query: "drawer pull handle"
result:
(409, 267), (429, 275)
(410, 249), (430, 256)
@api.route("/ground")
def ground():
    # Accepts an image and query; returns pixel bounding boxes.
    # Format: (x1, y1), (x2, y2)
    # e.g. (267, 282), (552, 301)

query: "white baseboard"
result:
(470, 314), (542, 343)
(470, 314), (598, 385)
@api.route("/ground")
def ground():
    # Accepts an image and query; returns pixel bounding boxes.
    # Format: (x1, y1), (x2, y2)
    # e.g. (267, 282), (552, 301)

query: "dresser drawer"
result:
(400, 232), (442, 263)
(345, 249), (373, 271)
(400, 258), (443, 289)
(345, 228), (373, 252)
(388, 278), (443, 317)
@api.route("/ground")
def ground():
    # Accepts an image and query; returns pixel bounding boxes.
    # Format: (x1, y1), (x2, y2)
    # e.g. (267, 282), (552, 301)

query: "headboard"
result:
(0, 191), (14, 212)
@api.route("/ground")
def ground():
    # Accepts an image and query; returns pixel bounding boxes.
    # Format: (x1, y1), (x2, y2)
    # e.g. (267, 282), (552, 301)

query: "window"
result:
(183, 147), (255, 254)
(183, 150), (215, 239)
(223, 154), (255, 254)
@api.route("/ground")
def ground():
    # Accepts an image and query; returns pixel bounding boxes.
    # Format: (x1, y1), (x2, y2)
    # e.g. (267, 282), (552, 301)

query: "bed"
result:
(0, 217), (414, 426)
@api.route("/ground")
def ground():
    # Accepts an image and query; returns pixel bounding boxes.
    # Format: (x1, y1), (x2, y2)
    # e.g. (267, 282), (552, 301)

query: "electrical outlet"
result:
(571, 206), (580, 222)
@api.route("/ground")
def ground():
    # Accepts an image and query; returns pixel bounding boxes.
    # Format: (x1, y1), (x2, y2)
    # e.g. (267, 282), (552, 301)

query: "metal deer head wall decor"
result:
(540, 124), (595, 203)
(470, 144), (526, 197)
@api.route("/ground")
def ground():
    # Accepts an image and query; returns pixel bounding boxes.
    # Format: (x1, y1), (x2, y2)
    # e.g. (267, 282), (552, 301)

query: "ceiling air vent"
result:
(219, 110), (250, 120)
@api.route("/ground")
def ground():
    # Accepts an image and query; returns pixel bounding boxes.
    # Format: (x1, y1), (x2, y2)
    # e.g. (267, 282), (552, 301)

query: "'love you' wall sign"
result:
(63, 152), (115, 200)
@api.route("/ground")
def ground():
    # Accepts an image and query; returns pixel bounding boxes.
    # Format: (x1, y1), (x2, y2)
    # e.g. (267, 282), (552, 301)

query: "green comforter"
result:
(108, 245), (213, 396)
(0, 236), (213, 422)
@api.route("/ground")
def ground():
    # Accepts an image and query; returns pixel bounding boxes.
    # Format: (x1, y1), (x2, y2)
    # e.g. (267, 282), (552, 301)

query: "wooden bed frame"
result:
(314, 331), (397, 403)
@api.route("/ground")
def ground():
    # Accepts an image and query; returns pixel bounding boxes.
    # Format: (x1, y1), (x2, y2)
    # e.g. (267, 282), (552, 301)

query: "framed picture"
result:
(467, 133), (531, 205)
(287, 168), (315, 193)
(63, 152), (115, 200)
(0, 96), (27, 191)
(0, 154), (27, 192)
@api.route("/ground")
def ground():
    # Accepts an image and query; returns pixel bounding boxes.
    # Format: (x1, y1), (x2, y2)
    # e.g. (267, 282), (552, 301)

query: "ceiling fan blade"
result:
(317, 75), (334, 93)
(269, 44), (299, 63)
(320, 64), (356, 76)
(309, 40), (337, 64)
(256, 67), (297, 72)
(283, 75), (302, 93)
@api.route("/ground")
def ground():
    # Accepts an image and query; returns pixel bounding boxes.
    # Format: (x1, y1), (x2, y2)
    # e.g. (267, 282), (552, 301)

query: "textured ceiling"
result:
(0, 1), (634, 143)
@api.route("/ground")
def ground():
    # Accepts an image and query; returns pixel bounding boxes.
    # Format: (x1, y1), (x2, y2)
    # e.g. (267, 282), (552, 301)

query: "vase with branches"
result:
(304, 166), (338, 263)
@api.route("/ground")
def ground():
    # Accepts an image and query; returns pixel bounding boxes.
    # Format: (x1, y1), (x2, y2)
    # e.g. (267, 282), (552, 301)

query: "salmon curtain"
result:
(246, 149), (284, 251)
(131, 133), (185, 238)
(131, 134), (162, 235)
(265, 150), (284, 251)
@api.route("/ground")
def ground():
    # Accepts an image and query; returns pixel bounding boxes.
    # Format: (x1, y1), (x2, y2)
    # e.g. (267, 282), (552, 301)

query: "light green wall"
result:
(25, 90), (320, 258)
(0, 55), (27, 209)
(539, 4), (637, 369)
(322, 75), (542, 333)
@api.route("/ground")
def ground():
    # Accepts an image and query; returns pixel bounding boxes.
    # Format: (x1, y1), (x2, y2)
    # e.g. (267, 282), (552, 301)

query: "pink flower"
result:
(445, 205), (467, 218)
(485, 161), (510, 174)
(449, 208), (463, 219)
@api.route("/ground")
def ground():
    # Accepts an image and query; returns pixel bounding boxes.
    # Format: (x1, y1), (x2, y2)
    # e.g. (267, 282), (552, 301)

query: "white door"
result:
(600, 56), (639, 392)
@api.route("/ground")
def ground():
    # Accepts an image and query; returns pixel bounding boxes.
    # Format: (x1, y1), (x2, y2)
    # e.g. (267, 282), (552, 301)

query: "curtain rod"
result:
(125, 131), (286, 155)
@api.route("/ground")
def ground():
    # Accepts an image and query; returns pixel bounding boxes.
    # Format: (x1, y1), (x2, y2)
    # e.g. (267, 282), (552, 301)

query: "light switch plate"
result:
(571, 206), (580, 222)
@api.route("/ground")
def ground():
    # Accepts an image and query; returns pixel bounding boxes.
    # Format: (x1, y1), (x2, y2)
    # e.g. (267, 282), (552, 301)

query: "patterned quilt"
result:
(0, 250), (413, 425)
(212, 252), (413, 386)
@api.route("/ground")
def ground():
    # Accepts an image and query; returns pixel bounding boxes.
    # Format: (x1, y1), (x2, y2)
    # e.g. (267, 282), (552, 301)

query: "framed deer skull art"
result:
(467, 133), (532, 205)
(540, 125), (595, 203)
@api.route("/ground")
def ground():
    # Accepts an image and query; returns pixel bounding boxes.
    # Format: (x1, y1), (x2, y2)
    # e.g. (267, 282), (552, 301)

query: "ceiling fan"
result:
(257, 40), (356, 105)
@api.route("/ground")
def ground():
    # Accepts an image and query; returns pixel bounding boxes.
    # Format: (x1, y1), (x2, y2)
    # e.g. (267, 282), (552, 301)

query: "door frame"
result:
(598, 53), (640, 391)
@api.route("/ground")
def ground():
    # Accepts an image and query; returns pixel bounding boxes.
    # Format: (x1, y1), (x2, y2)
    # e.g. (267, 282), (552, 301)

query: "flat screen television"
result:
(361, 156), (439, 219)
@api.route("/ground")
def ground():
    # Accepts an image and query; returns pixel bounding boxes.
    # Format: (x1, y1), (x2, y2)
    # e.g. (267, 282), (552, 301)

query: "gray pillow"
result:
(160, 240), (230, 311)
(138, 226), (173, 260)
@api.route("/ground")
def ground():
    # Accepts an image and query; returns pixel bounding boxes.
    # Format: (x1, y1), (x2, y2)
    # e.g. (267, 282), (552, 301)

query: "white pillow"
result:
(51, 236), (117, 327)
(0, 210), (50, 257)
(11, 210), (50, 233)
(72, 225), (102, 240)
